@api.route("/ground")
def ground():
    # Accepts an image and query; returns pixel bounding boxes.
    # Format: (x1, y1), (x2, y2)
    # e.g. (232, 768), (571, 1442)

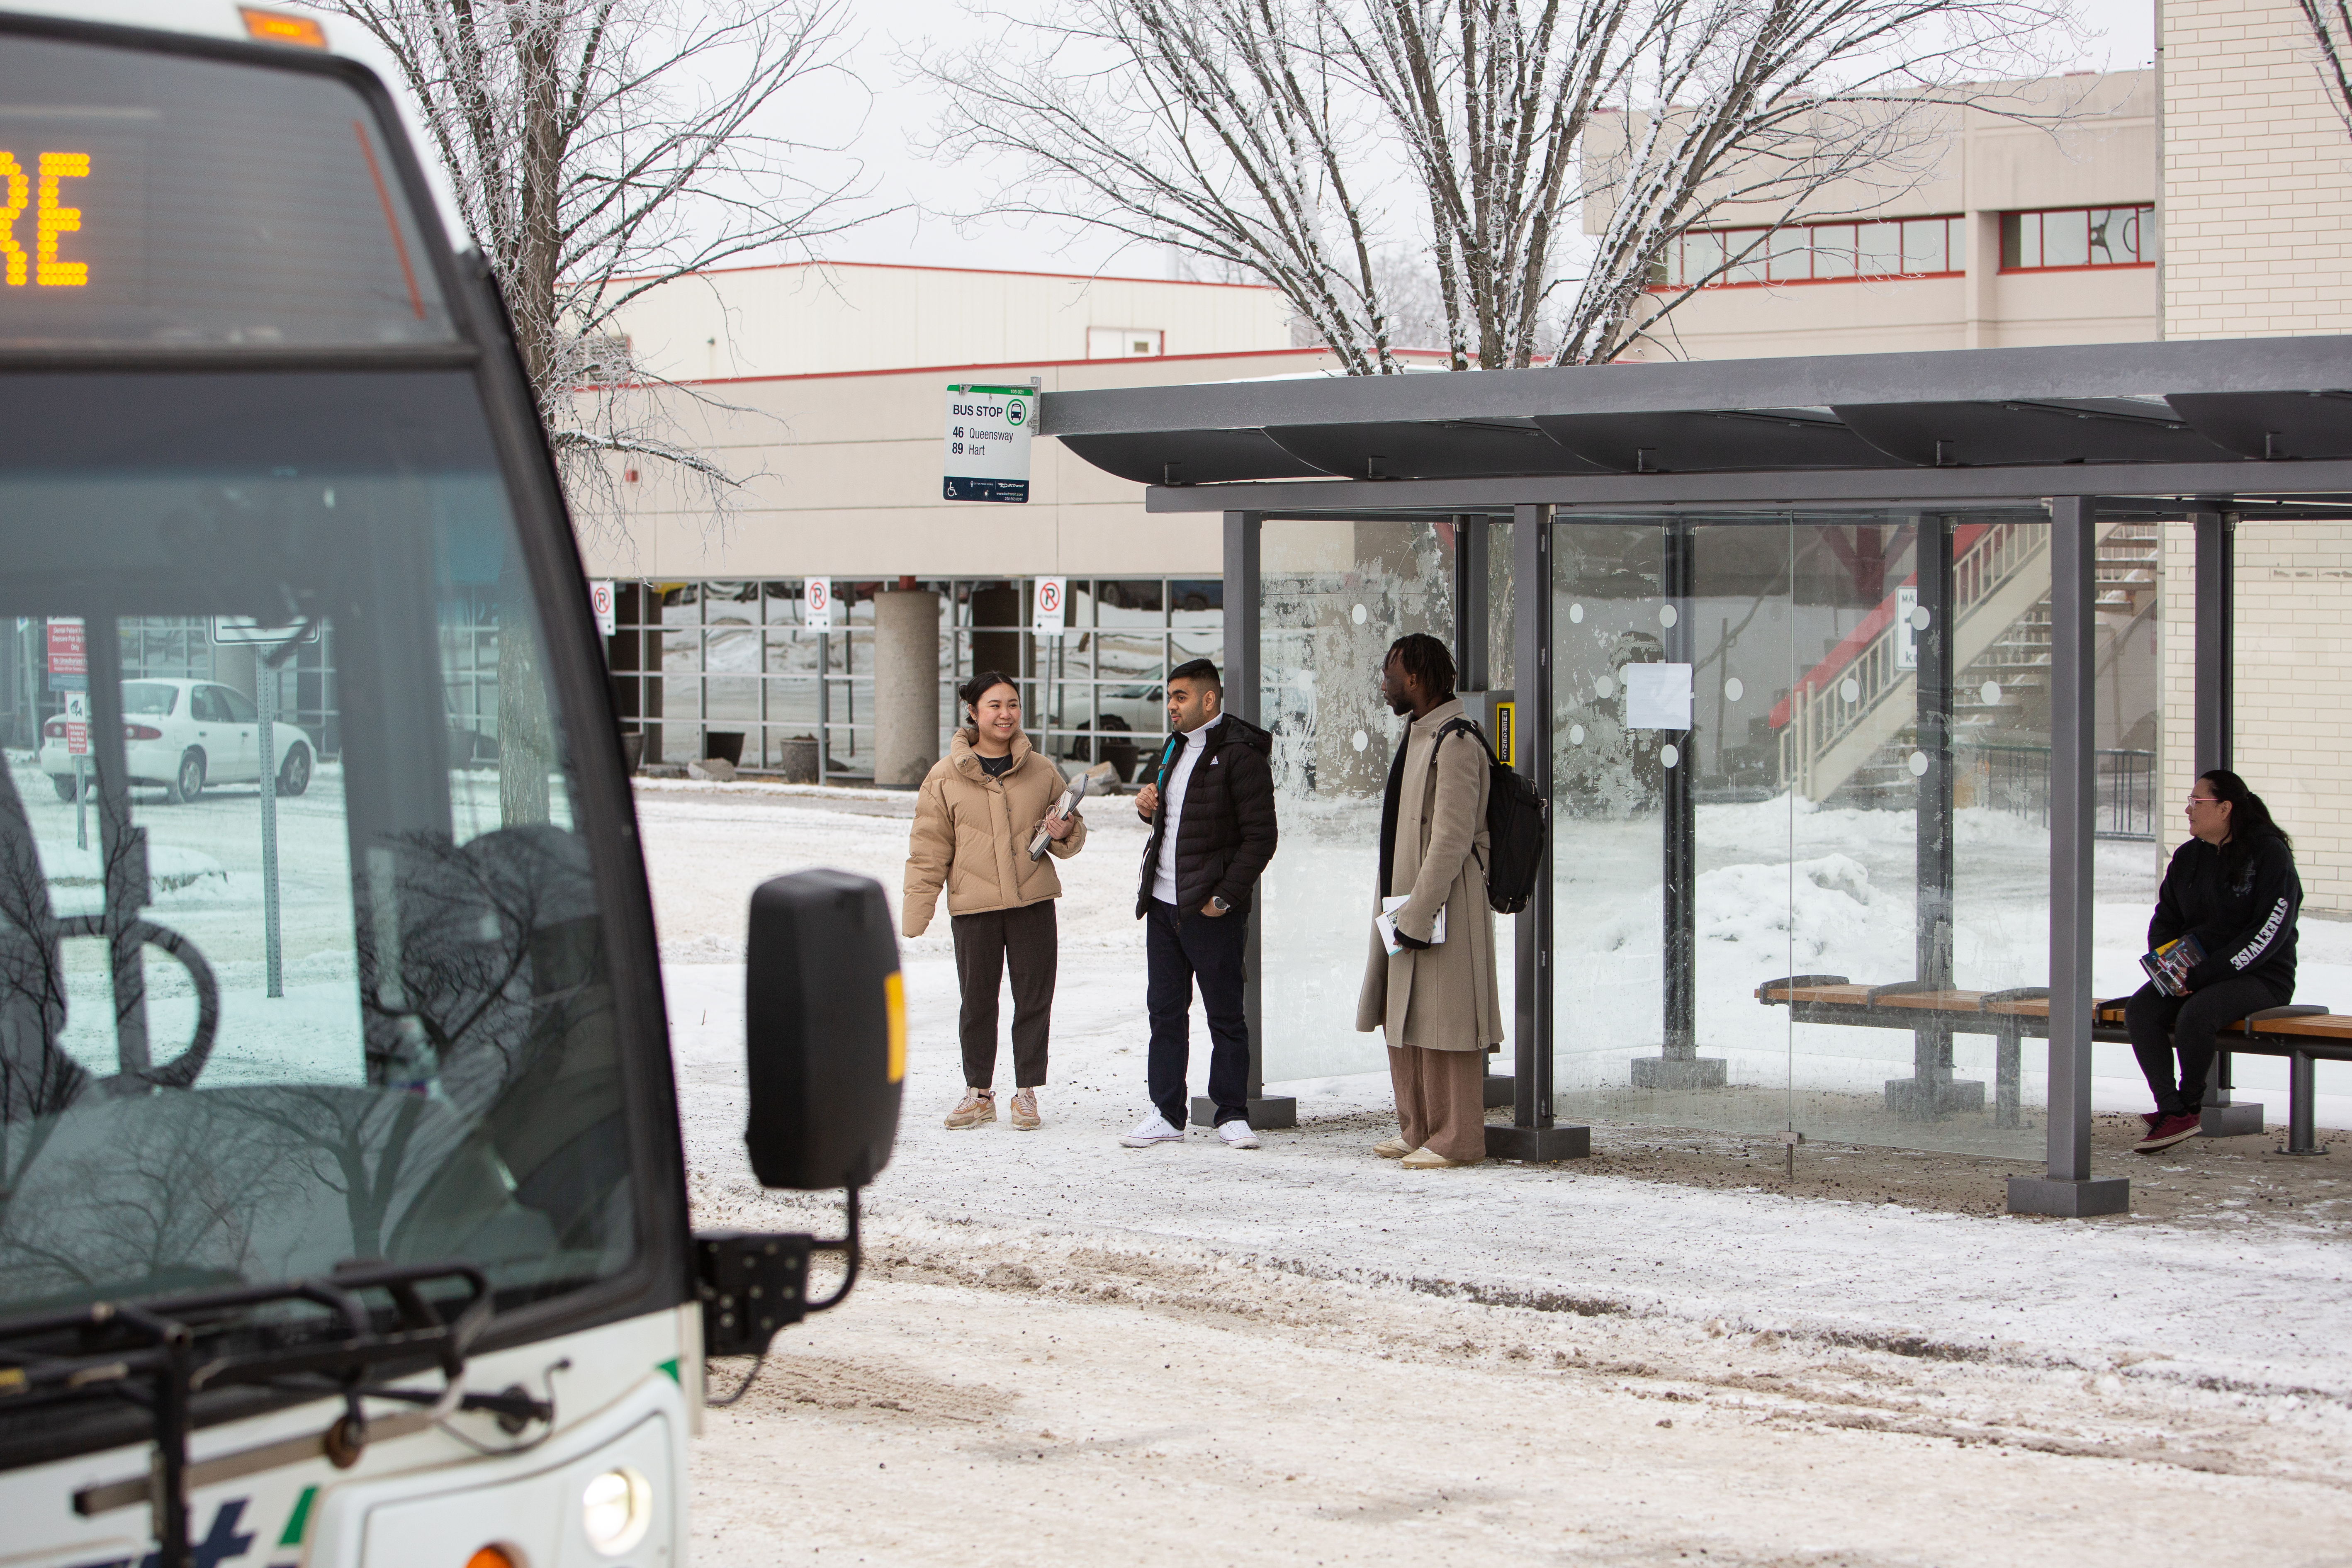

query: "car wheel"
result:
(168, 749), (205, 805)
(277, 744), (312, 797)
(51, 773), (79, 802)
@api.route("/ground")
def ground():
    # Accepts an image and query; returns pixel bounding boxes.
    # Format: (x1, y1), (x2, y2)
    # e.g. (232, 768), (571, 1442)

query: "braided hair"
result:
(1383, 633), (1457, 704)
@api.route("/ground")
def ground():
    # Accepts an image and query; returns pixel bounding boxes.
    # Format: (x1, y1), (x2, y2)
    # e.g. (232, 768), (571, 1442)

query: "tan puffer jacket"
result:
(902, 730), (1088, 937)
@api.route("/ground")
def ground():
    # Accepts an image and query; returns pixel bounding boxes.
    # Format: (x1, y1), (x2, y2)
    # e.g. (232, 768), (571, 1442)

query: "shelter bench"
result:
(1756, 977), (2346, 1154)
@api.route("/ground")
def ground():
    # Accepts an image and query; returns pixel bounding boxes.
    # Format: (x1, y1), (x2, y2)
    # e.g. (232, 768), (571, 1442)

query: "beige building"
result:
(607, 259), (1294, 383)
(2157, 0), (2352, 911)
(2163, 0), (2352, 339)
(579, 263), (1403, 778)
(1608, 71), (2159, 362)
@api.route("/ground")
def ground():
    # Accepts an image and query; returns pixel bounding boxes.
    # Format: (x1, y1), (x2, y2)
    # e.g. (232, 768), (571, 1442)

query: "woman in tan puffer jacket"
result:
(903, 672), (1087, 1132)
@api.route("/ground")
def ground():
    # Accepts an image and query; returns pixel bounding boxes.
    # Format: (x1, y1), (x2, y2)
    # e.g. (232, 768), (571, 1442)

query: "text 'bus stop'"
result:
(1043, 337), (2352, 1216)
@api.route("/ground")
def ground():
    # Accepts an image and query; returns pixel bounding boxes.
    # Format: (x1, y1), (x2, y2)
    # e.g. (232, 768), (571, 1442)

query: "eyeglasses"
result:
(2185, 795), (2221, 807)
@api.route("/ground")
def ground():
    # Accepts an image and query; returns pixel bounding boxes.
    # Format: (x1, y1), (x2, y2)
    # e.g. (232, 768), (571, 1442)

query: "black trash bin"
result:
(704, 731), (746, 766)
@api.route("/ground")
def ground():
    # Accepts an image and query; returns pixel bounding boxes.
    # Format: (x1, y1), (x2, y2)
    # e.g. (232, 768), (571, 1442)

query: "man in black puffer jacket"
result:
(1117, 659), (1279, 1149)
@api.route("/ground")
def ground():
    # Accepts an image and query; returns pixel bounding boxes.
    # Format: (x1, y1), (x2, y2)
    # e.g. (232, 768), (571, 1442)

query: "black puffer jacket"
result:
(1133, 714), (1278, 918)
(2150, 832), (2301, 994)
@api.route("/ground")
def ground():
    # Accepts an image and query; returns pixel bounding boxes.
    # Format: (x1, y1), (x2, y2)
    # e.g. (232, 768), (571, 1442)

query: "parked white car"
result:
(39, 679), (317, 804)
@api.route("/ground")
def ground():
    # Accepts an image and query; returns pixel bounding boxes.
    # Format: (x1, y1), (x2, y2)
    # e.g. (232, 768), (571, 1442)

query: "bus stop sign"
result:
(944, 383), (1034, 503)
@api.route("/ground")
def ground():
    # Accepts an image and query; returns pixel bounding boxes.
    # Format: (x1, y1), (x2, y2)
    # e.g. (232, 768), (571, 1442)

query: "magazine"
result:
(1375, 896), (1446, 956)
(2139, 933), (2206, 997)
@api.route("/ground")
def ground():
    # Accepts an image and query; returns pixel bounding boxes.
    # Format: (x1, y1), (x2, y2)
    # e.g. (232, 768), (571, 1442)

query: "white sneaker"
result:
(1120, 1115), (1185, 1147)
(1216, 1121), (1261, 1149)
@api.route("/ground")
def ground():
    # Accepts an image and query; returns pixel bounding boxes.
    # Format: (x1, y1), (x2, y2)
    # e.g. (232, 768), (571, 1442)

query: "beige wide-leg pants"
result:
(1386, 1044), (1489, 1164)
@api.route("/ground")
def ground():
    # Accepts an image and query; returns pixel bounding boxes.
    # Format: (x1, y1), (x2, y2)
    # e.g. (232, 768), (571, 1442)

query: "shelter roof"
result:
(1039, 338), (2352, 514)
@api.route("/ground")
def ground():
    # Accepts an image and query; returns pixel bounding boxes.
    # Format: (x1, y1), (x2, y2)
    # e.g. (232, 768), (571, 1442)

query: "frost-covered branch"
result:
(925, 0), (2084, 372)
(2297, 0), (2352, 143)
(305, 0), (873, 535)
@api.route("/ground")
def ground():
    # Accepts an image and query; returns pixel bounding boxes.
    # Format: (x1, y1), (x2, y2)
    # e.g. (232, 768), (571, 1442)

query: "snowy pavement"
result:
(640, 778), (2352, 1414)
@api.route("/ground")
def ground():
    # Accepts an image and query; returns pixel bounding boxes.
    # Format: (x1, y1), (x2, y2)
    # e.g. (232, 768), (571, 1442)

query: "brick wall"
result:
(2160, 523), (2352, 916)
(2164, 0), (2352, 336)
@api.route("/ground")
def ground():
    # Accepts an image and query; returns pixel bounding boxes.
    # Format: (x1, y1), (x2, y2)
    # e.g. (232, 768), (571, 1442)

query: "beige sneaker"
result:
(1009, 1089), (1041, 1130)
(1374, 1135), (1411, 1159)
(944, 1088), (996, 1129)
(1400, 1146), (1479, 1169)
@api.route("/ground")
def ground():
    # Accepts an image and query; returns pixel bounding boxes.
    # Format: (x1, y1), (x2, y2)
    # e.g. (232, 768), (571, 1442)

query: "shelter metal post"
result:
(2191, 509), (2262, 1132)
(1633, 518), (1721, 1089)
(2009, 495), (2129, 1216)
(1455, 516), (1490, 692)
(1890, 513), (1980, 1117)
(1490, 505), (1588, 1160)
(1193, 510), (1295, 1130)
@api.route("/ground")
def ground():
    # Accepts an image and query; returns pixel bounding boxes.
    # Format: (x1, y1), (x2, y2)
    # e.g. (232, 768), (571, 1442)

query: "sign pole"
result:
(258, 668), (282, 998)
(73, 755), (87, 849)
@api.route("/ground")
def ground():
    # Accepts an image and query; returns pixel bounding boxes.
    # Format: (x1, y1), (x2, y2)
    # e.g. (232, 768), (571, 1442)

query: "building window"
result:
(1655, 216), (1964, 289)
(1999, 206), (2152, 271)
(1088, 326), (1164, 358)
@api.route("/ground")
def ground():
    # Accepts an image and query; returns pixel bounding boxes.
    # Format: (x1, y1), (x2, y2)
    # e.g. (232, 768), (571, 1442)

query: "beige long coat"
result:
(1355, 698), (1503, 1050)
(901, 730), (1087, 938)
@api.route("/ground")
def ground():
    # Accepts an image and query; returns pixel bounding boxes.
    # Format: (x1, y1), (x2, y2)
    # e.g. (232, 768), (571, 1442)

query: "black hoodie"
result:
(1133, 713), (1278, 918)
(2149, 832), (2301, 995)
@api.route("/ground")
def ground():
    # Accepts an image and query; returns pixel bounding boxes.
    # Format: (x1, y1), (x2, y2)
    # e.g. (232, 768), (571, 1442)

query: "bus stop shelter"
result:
(1042, 337), (2352, 1217)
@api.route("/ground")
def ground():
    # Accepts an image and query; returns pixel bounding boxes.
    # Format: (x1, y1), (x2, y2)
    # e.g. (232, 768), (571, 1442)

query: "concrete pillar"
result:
(873, 589), (941, 788)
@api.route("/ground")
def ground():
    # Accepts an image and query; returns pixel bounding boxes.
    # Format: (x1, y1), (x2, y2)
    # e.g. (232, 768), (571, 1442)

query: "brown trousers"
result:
(951, 901), (1057, 1089)
(1386, 1044), (1488, 1164)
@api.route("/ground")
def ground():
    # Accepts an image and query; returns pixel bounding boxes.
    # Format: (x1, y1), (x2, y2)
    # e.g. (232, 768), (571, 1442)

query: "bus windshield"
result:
(0, 370), (635, 1323)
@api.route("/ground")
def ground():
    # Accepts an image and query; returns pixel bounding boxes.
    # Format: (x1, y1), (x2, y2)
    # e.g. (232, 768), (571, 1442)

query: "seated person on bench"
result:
(2129, 769), (2302, 1154)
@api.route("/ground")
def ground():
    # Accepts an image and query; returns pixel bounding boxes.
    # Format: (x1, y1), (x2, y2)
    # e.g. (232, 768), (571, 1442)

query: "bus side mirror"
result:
(742, 869), (904, 1190)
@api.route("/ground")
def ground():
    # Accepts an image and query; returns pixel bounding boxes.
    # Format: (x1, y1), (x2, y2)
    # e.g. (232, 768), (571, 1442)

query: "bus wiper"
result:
(0, 1259), (514, 1568)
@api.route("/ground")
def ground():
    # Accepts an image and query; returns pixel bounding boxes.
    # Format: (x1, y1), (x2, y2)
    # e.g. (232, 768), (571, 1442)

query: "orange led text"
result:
(0, 151), (92, 287)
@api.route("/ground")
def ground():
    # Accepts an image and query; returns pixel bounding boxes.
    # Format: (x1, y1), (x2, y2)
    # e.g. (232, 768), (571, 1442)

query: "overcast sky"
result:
(781, 0), (2159, 280)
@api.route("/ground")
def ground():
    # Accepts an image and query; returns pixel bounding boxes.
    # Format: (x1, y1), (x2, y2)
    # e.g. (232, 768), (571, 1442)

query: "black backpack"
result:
(1435, 718), (1547, 916)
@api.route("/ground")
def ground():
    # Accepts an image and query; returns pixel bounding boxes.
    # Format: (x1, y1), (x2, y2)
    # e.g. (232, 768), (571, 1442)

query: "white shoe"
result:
(1120, 1115), (1185, 1148)
(1216, 1121), (1261, 1149)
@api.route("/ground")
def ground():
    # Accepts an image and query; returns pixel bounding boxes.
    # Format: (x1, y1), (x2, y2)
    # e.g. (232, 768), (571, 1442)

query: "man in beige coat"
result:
(1356, 634), (1502, 1168)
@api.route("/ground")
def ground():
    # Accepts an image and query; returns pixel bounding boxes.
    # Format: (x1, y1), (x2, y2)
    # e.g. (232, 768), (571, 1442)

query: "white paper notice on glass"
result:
(1375, 895), (1446, 956)
(1624, 661), (1694, 729)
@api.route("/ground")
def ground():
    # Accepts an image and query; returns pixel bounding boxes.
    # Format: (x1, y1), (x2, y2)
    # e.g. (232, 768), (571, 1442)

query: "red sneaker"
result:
(2134, 1111), (2202, 1154)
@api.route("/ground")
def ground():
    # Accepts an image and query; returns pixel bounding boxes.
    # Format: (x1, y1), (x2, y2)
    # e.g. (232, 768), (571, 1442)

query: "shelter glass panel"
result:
(2226, 519), (2352, 1111)
(1258, 518), (1454, 1085)
(1546, 511), (2065, 1156)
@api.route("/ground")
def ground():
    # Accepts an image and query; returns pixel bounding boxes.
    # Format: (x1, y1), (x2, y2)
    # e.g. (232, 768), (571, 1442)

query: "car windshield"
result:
(121, 683), (177, 716)
(0, 371), (635, 1327)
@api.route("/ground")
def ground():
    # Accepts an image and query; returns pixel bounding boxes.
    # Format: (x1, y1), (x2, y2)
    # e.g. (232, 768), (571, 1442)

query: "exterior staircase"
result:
(1776, 520), (2157, 802)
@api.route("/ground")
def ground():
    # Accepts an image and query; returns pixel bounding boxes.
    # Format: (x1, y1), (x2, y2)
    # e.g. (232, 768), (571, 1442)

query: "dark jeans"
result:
(951, 902), (1057, 1089)
(1146, 898), (1250, 1128)
(2125, 975), (2288, 1116)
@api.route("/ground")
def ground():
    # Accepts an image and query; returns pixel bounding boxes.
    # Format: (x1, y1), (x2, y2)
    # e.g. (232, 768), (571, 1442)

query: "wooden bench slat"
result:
(2247, 1012), (2352, 1039)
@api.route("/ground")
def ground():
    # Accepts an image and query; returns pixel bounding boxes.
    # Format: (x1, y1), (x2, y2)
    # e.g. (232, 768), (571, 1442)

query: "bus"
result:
(0, 10), (904, 1567)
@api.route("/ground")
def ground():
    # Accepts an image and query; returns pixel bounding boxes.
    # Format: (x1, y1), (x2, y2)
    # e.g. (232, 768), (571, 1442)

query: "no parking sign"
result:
(804, 577), (834, 630)
(1034, 576), (1066, 637)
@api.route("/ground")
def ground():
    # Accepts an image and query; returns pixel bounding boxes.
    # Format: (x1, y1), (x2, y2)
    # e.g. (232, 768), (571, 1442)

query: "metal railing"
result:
(1965, 744), (2157, 840)
(1777, 522), (2048, 795)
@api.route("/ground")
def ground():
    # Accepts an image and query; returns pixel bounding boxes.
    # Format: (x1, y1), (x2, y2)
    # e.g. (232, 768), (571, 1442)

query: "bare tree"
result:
(307, 0), (868, 518)
(305, 0), (868, 822)
(2296, 0), (2352, 141)
(925, 0), (2081, 372)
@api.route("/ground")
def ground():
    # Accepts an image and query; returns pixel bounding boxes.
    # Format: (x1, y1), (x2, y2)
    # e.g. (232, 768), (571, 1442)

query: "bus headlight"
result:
(580, 1466), (653, 1556)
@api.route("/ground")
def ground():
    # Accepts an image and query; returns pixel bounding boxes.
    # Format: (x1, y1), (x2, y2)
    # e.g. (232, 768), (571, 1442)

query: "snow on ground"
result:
(637, 778), (2352, 1413)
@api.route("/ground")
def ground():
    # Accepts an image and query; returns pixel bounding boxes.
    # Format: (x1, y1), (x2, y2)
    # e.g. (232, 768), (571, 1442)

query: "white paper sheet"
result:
(1625, 661), (1694, 729)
